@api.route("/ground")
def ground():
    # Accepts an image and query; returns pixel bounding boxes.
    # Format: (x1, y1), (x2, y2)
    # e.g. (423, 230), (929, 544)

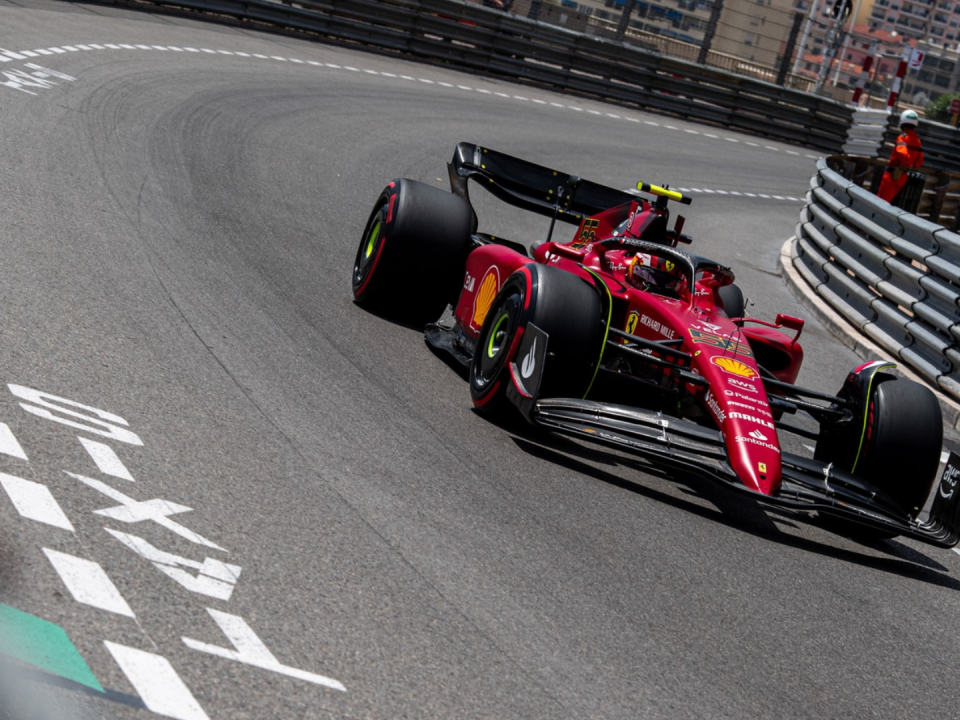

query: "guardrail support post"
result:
(697, 0), (723, 65)
(616, 0), (637, 41)
(777, 13), (805, 87)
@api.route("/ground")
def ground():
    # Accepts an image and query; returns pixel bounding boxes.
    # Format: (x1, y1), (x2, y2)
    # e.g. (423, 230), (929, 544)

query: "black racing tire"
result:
(470, 264), (604, 415)
(717, 282), (744, 319)
(816, 373), (942, 530)
(352, 178), (474, 325)
(853, 375), (942, 514)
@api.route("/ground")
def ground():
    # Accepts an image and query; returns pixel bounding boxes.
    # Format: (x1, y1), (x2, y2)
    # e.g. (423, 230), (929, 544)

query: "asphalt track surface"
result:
(2, 3), (960, 719)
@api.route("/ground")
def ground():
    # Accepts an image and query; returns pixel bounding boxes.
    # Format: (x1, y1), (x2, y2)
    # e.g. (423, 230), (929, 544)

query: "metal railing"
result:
(113, 0), (853, 151)
(795, 156), (960, 402)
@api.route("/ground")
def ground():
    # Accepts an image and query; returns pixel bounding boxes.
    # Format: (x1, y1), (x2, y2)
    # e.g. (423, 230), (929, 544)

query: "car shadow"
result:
(509, 431), (958, 588)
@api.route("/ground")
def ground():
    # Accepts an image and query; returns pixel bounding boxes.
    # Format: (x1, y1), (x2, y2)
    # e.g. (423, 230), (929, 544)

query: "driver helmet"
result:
(626, 253), (683, 293)
(900, 109), (919, 127)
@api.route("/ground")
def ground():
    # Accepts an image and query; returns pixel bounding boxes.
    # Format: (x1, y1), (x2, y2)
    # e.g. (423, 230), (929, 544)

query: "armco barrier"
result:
(796, 157), (960, 402)
(99, 0), (854, 152)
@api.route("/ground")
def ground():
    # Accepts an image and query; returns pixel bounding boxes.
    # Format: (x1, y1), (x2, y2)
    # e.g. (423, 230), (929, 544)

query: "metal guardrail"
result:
(113, 0), (854, 152)
(795, 156), (960, 402)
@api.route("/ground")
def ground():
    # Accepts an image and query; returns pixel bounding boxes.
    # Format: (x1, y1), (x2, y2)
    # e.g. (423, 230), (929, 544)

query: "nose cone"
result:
(727, 431), (782, 495)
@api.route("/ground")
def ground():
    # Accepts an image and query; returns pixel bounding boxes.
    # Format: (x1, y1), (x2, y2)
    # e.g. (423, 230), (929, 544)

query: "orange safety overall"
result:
(877, 128), (924, 203)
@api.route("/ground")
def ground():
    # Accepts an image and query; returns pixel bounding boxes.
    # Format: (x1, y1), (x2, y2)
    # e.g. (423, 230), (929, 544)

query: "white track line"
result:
(0, 473), (73, 530)
(79, 437), (134, 481)
(43, 549), (135, 617)
(0, 422), (27, 460)
(105, 642), (210, 720)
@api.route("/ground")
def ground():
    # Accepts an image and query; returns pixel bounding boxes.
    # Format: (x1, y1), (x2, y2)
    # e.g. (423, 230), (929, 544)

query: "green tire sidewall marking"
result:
(581, 267), (612, 400)
(364, 218), (381, 260)
(487, 312), (510, 359)
(850, 362), (896, 475)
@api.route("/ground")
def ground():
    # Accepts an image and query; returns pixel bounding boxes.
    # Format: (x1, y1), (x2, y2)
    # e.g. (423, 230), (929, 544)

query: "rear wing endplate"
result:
(448, 142), (639, 226)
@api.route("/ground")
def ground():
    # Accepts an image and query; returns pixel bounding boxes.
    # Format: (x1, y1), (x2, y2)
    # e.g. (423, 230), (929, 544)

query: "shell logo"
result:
(472, 267), (500, 329)
(712, 356), (758, 379)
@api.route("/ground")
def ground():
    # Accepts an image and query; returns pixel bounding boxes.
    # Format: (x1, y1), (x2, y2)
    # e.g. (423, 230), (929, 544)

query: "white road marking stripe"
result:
(307, 60), (321, 65)
(119, 44), (136, 49)
(324, 62), (340, 68)
(362, 68), (376, 73)
(152, 46), (169, 51)
(235, 51), (250, 57)
(587, 109), (600, 114)
(457, 84), (471, 90)
(49, 48), (66, 54)
(290, 58), (304, 63)
(271, 56), (287, 61)
(381, 71), (395, 76)
(88, 44), (105, 50)
(745, 192), (757, 196)
(0, 56), (10, 63)
(2, 51), (26, 59)
(168, 47), (184, 52)
(20, 50), (38, 57)
(626, 116), (639, 122)
(63, 46), (79, 51)
(438, 81), (452, 86)
(184, 48), (199, 53)
(79, 437), (134, 481)
(745, 141), (758, 146)
(0, 423), (27, 460)
(216, 50), (233, 55)
(570, 106), (583, 111)
(418, 78), (434, 83)
(68, 472), (225, 551)
(345, 65), (360, 71)
(400, 75), (414, 80)
(183, 609), (345, 691)
(479, 89), (493, 94)
(108, 529), (241, 601)
(495, 92), (509, 97)
(684, 129), (699, 134)
(704, 133), (718, 138)
(0, 473), (73, 530)
(726, 137), (738, 142)
(665, 125), (678, 129)
(75, 45), (92, 51)
(646, 119), (661, 125)
(201, 49), (216, 54)
(105, 643), (210, 720)
(765, 146), (779, 151)
(34, 49), (53, 55)
(786, 150), (799, 155)
(43, 549), (135, 617)
(135, 45), (151, 50)
(551, 102), (564, 107)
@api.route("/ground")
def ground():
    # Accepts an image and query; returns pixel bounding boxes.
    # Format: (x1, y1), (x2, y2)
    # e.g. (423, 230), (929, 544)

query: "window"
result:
(744, 31), (756, 44)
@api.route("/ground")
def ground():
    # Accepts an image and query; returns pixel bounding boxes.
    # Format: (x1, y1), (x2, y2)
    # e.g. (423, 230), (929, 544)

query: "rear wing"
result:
(447, 142), (639, 226)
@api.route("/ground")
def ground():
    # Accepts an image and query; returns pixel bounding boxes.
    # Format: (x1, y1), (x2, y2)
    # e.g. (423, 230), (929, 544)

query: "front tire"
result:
(470, 264), (604, 415)
(352, 178), (474, 325)
(816, 374), (942, 517)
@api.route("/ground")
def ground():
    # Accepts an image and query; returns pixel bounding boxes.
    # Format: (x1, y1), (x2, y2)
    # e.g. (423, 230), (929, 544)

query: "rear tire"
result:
(470, 264), (604, 415)
(352, 179), (474, 325)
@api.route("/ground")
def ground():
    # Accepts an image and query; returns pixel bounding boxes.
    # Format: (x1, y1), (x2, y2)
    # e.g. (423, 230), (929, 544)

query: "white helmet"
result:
(900, 109), (919, 127)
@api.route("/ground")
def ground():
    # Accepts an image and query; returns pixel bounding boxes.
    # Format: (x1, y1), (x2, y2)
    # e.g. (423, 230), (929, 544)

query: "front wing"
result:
(505, 325), (960, 549)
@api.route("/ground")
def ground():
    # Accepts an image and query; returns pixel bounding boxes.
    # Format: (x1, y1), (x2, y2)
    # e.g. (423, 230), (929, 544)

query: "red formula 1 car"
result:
(352, 142), (960, 547)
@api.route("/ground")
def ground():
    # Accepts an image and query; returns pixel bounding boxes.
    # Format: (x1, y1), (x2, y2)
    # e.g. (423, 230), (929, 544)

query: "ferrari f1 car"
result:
(352, 142), (960, 547)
